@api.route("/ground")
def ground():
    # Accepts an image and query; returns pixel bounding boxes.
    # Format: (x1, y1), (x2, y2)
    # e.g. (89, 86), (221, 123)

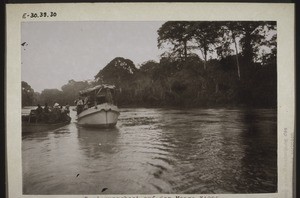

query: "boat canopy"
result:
(79, 84), (115, 96)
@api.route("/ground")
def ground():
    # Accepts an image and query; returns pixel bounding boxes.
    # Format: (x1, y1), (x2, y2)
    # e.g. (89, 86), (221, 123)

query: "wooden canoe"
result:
(22, 119), (71, 133)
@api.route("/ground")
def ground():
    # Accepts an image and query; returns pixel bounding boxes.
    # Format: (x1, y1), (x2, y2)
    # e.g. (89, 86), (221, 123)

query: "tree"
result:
(158, 21), (193, 61)
(254, 24), (277, 65)
(39, 89), (64, 106)
(215, 21), (276, 79)
(191, 21), (219, 70)
(94, 57), (138, 105)
(139, 60), (160, 74)
(22, 81), (35, 106)
(61, 80), (90, 105)
(217, 21), (243, 79)
(95, 57), (137, 86)
(238, 21), (276, 64)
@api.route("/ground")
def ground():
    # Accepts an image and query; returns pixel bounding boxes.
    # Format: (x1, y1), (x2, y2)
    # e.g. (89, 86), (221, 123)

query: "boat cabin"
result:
(78, 84), (116, 110)
(76, 84), (120, 127)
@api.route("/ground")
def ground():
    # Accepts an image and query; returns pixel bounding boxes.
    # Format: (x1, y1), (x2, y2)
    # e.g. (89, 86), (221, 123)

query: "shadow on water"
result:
(22, 131), (49, 139)
(22, 128), (54, 142)
(77, 126), (120, 158)
(238, 109), (277, 193)
(150, 108), (277, 194)
(22, 107), (277, 194)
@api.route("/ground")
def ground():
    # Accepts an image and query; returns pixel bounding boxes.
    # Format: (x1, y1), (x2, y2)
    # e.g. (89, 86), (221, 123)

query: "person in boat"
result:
(60, 104), (70, 114)
(42, 103), (51, 122)
(48, 103), (61, 123)
(35, 104), (43, 122)
(65, 104), (70, 114)
(53, 103), (60, 110)
(44, 103), (50, 113)
(76, 98), (84, 115)
(83, 96), (91, 110)
(60, 105), (64, 112)
(36, 104), (43, 114)
(58, 105), (70, 122)
(27, 104), (42, 123)
(84, 96), (89, 105)
(106, 89), (113, 104)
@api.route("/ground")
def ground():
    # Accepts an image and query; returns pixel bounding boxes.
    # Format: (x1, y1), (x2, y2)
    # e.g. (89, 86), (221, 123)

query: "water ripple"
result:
(22, 107), (277, 194)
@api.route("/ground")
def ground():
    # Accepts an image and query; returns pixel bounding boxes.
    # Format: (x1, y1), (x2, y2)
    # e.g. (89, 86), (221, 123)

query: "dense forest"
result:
(22, 21), (277, 108)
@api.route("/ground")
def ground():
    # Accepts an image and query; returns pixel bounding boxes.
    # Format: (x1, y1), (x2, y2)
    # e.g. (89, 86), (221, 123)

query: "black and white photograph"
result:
(6, 3), (295, 198)
(21, 20), (278, 194)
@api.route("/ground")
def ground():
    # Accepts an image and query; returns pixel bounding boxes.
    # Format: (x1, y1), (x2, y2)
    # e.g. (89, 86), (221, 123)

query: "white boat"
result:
(77, 84), (120, 128)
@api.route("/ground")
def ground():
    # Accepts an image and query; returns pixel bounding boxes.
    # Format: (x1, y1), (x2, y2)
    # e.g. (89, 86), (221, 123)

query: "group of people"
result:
(74, 89), (115, 115)
(74, 96), (95, 115)
(30, 103), (70, 123)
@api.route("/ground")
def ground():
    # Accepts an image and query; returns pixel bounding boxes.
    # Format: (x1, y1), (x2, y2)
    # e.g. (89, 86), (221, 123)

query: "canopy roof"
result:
(79, 84), (115, 96)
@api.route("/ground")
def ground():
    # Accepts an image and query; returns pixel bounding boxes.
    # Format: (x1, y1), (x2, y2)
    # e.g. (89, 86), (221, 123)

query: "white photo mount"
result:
(6, 3), (295, 198)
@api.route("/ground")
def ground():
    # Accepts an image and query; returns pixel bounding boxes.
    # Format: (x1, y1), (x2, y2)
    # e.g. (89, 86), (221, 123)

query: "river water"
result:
(22, 107), (277, 194)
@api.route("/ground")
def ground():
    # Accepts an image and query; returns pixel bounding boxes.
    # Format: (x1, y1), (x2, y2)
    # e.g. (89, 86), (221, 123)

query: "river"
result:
(22, 107), (277, 194)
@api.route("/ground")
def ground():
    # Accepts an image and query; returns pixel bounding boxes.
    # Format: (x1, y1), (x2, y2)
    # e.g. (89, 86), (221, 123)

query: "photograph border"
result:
(6, 2), (295, 198)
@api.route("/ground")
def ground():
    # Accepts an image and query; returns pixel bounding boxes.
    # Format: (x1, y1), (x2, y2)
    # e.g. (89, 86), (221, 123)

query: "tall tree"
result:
(217, 21), (243, 79)
(216, 21), (276, 78)
(261, 32), (277, 65)
(158, 21), (193, 61)
(94, 57), (138, 104)
(252, 22), (277, 65)
(239, 21), (276, 63)
(191, 21), (219, 70)
(95, 57), (137, 86)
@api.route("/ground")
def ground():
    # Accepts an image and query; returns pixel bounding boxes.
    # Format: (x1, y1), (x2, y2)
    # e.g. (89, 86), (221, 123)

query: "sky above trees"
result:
(22, 21), (275, 93)
(21, 21), (164, 92)
(22, 21), (277, 108)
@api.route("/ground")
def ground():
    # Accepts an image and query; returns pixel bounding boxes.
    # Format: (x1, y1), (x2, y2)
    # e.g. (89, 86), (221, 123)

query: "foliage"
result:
(191, 21), (220, 69)
(95, 57), (137, 86)
(38, 89), (64, 106)
(23, 21), (277, 109)
(22, 81), (35, 106)
(61, 80), (90, 105)
(158, 21), (194, 61)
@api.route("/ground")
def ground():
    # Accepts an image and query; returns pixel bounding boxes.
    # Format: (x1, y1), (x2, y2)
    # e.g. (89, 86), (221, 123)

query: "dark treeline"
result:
(22, 80), (91, 107)
(22, 21), (277, 108)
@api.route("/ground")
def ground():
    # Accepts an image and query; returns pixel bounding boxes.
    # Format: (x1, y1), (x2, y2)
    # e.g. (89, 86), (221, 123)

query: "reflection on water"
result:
(22, 108), (277, 194)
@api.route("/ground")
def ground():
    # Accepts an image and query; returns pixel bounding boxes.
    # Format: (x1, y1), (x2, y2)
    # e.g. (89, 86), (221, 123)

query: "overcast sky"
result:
(21, 21), (165, 92)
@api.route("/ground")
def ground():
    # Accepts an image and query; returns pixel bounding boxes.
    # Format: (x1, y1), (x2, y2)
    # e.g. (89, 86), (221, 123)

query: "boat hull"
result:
(22, 120), (71, 133)
(77, 103), (120, 128)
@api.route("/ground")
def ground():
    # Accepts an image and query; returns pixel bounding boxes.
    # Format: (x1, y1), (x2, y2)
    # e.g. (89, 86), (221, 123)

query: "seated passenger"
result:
(35, 104), (43, 122)
(65, 104), (70, 114)
(48, 103), (61, 123)
(77, 98), (84, 115)
(44, 103), (51, 113)
(36, 104), (43, 114)
(60, 105), (65, 113)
